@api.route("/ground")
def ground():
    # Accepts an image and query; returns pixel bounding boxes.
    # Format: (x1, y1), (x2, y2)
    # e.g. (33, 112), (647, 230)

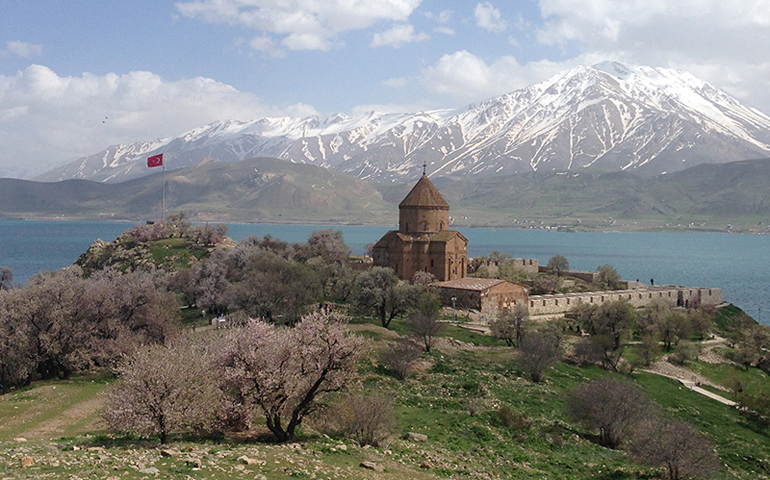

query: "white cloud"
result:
(382, 77), (408, 88)
(248, 35), (284, 57)
(0, 65), (314, 178)
(425, 9), (452, 24)
(434, 27), (455, 36)
(474, 2), (506, 33)
(176, 0), (423, 51)
(420, 50), (604, 103)
(535, 0), (770, 113)
(370, 24), (429, 48)
(1, 41), (43, 58)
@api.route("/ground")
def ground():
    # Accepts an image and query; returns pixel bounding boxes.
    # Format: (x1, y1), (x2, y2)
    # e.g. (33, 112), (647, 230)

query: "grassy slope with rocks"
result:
(2, 310), (769, 480)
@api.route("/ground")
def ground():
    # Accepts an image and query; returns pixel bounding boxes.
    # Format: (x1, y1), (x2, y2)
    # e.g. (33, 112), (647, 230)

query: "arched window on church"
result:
(439, 222), (444, 230)
(405, 223), (409, 232)
(422, 222), (427, 231)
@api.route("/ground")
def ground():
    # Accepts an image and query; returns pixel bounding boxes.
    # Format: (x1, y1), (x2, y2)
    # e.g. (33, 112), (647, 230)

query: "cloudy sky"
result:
(2, 0), (770, 178)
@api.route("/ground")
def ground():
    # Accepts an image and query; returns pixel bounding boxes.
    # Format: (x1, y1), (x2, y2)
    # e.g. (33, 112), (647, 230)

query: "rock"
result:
(337, 444), (347, 451)
(87, 446), (105, 452)
(420, 461), (432, 469)
(13, 437), (27, 443)
(237, 455), (259, 465)
(360, 461), (385, 472)
(160, 449), (178, 457)
(138, 467), (160, 475)
(185, 458), (202, 469)
(21, 457), (34, 468)
(406, 432), (428, 442)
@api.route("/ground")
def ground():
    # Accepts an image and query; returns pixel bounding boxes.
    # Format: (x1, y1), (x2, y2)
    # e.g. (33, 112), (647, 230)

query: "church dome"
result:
(399, 174), (449, 209)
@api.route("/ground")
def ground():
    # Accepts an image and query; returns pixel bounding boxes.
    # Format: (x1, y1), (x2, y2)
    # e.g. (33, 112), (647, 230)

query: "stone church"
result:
(373, 171), (468, 281)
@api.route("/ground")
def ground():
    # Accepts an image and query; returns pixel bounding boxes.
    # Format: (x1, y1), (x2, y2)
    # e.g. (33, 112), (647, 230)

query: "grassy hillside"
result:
(2, 313), (769, 479)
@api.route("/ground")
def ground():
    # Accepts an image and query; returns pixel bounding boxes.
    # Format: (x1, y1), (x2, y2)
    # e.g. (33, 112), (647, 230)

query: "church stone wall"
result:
(528, 286), (722, 315)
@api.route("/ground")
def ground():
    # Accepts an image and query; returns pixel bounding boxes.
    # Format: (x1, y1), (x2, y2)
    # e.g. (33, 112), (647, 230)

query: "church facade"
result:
(373, 173), (468, 281)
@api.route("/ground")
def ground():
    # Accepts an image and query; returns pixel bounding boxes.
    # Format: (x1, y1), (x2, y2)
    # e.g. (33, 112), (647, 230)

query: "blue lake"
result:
(1, 220), (768, 323)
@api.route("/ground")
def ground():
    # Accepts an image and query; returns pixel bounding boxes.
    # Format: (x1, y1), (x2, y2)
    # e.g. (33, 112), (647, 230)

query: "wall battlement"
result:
(528, 285), (722, 315)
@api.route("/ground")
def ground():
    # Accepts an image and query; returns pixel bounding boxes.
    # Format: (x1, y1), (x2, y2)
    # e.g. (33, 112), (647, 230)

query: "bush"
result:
(496, 406), (533, 431)
(517, 331), (560, 383)
(381, 337), (423, 380)
(333, 392), (398, 447)
(629, 416), (721, 480)
(567, 378), (653, 449)
(667, 341), (700, 366)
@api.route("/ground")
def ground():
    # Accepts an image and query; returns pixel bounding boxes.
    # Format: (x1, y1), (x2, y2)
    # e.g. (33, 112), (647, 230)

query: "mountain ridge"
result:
(8, 156), (770, 232)
(33, 62), (770, 185)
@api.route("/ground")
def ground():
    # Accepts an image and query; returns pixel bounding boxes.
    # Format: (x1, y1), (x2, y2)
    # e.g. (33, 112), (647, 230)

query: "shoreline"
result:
(1, 216), (764, 235)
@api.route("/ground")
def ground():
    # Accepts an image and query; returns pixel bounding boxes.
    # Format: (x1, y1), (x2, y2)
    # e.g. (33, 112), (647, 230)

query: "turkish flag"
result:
(147, 153), (163, 168)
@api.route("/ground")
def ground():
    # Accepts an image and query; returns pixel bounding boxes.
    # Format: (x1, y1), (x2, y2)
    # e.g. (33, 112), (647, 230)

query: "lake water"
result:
(1, 220), (768, 323)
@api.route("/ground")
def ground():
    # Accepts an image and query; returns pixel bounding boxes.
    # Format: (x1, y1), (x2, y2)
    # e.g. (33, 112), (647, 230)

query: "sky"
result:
(2, 0), (770, 178)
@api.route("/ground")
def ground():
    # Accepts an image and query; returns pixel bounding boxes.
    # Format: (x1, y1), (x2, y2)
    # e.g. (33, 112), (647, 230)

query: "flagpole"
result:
(162, 161), (166, 221)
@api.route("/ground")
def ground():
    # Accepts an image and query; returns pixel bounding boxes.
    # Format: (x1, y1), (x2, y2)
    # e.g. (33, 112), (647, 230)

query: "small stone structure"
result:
(528, 285), (722, 316)
(434, 278), (529, 316)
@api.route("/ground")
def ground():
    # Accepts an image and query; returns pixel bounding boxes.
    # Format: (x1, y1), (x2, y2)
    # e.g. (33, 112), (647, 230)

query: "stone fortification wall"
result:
(528, 286), (722, 316)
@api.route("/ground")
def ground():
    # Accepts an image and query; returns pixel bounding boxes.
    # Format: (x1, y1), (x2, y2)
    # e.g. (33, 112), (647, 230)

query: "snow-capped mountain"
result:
(35, 62), (770, 184)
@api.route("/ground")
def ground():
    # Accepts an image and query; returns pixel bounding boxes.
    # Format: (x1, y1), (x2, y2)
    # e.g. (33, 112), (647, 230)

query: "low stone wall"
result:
(528, 285), (722, 316)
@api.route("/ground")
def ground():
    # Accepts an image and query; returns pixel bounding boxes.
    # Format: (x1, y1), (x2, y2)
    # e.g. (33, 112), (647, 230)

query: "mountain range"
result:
(6, 155), (770, 231)
(34, 62), (770, 185)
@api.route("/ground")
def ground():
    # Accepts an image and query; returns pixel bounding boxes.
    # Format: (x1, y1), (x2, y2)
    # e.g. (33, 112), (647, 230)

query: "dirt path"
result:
(641, 337), (738, 407)
(19, 395), (106, 440)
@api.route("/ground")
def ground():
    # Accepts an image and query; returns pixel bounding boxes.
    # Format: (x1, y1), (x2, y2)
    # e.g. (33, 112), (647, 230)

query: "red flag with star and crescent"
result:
(147, 153), (163, 168)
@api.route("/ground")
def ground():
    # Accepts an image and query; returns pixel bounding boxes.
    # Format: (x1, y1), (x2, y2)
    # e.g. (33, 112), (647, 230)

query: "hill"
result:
(2, 309), (770, 479)
(4, 157), (770, 231)
(1, 157), (394, 223)
(393, 158), (770, 231)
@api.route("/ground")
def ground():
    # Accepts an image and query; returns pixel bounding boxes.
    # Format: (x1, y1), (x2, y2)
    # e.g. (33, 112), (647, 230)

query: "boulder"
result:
(360, 461), (385, 472)
(406, 432), (428, 442)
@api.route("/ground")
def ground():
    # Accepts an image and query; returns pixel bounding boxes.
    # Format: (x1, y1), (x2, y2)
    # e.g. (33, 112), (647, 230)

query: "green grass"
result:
(4, 319), (770, 479)
(688, 361), (770, 398)
(148, 238), (208, 269)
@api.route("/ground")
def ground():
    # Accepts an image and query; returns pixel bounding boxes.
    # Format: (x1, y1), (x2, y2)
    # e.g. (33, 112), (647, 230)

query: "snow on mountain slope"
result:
(35, 62), (770, 184)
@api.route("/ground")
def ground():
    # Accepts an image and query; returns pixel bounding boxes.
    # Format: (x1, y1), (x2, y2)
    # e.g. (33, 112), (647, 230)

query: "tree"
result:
(517, 331), (560, 383)
(547, 255), (569, 277)
(567, 378), (653, 449)
(531, 275), (560, 295)
(406, 312), (444, 352)
(629, 417), (721, 480)
(103, 336), (221, 444)
(496, 259), (529, 284)
(657, 311), (691, 352)
(0, 266), (12, 290)
(595, 264), (621, 290)
(489, 304), (529, 347)
(350, 267), (422, 329)
(218, 311), (364, 442)
(302, 229), (351, 264)
(578, 299), (636, 351)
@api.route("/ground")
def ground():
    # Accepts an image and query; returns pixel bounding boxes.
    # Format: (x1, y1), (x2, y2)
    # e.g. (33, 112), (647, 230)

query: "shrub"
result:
(381, 337), (423, 380)
(629, 416), (721, 480)
(334, 392), (398, 447)
(496, 406), (532, 431)
(405, 312), (444, 352)
(567, 378), (653, 449)
(517, 331), (560, 383)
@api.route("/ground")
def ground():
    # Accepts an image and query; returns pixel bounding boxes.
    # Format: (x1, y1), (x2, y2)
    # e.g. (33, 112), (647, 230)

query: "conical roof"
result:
(399, 174), (449, 208)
